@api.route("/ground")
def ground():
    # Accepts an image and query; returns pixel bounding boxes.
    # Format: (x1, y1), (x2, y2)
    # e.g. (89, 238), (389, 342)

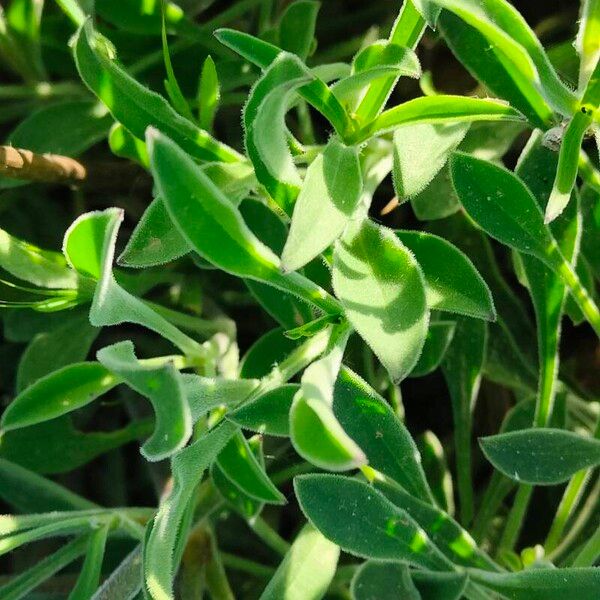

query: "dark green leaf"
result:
(294, 474), (451, 568)
(397, 230), (495, 320)
(480, 428), (600, 485)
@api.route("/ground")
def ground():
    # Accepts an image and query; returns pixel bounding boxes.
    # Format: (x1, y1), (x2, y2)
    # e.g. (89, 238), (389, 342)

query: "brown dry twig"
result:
(0, 145), (86, 184)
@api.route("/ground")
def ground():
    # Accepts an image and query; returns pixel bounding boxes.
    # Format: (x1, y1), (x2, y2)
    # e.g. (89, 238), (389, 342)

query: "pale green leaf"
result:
(392, 122), (469, 199)
(260, 524), (339, 600)
(290, 327), (366, 471)
(144, 422), (236, 600)
(282, 137), (362, 271)
(97, 341), (192, 461)
(332, 218), (429, 382)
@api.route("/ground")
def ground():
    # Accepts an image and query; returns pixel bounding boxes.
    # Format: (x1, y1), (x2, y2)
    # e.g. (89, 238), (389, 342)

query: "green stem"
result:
(544, 469), (590, 552)
(472, 475), (515, 543)
(220, 552), (275, 578)
(578, 150), (600, 196)
(545, 417), (600, 552)
(0, 81), (85, 100)
(572, 525), (600, 566)
(497, 484), (533, 553)
(355, 0), (426, 121)
(277, 270), (342, 315)
(553, 252), (600, 338)
(548, 476), (600, 563)
(455, 408), (475, 526)
(249, 516), (290, 556)
(144, 301), (236, 339)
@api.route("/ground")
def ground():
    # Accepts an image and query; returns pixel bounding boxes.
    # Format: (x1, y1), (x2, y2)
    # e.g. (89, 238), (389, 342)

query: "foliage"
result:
(0, 0), (599, 598)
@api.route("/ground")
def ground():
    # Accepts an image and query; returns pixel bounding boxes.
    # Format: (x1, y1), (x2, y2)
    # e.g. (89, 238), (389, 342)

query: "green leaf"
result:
(65, 208), (204, 357)
(16, 311), (99, 392)
(480, 428), (600, 485)
(350, 95), (523, 144)
(0, 416), (150, 475)
(450, 152), (557, 266)
(576, 0), (600, 89)
(198, 55), (220, 132)
(241, 198), (314, 329)
(427, 0), (577, 116)
(144, 422), (236, 600)
(108, 123), (149, 167)
(409, 322), (456, 377)
(260, 524), (339, 600)
(278, 0), (320, 60)
(68, 525), (109, 600)
(0, 226), (83, 290)
(0, 535), (89, 600)
(215, 431), (285, 504)
(545, 110), (592, 223)
(469, 567), (600, 599)
(97, 341), (192, 461)
(119, 161), (256, 269)
(441, 317), (487, 525)
(1, 362), (118, 433)
(243, 52), (311, 211)
(240, 328), (300, 379)
(294, 474), (451, 568)
(228, 384), (298, 437)
(392, 122), (469, 199)
(1, 100), (111, 188)
(215, 28), (351, 136)
(148, 128), (340, 314)
(72, 21), (241, 163)
(396, 230), (495, 320)
(212, 435), (264, 520)
(333, 367), (433, 502)
(290, 327), (367, 471)
(437, 12), (551, 127)
(351, 561), (421, 600)
(282, 136), (363, 271)
(376, 479), (497, 570)
(118, 196), (191, 268)
(411, 571), (469, 600)
(0, 458), (96, 512)
(333, 218), (429, 382)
